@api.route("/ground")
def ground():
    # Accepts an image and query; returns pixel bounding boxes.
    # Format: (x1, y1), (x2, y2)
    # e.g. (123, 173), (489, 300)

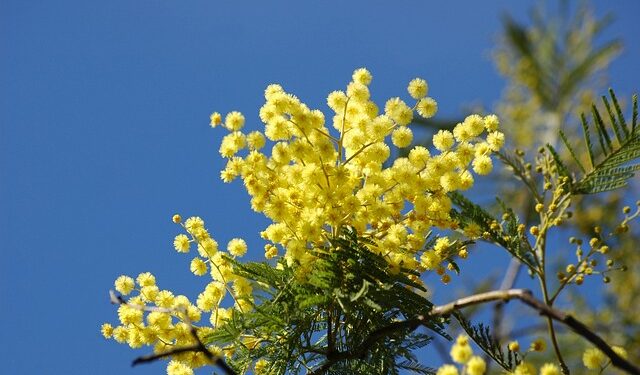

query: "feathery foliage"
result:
(550, 90), (640, 194)
(204, 228), (448, 374)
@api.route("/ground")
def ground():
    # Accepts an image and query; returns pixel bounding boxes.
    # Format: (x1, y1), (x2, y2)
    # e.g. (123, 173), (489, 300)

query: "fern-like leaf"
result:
(558, 90), (640, 194)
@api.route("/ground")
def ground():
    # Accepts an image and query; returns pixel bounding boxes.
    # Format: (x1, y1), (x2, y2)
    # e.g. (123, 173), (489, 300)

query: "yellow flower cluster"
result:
(104, 69), (505, 373)
(211, 68), (503, 280)
(102, 271), (215, 373)
(103, 215), (257, 374)
(437, 335), (486, 375)
(438, 336), (567, 375)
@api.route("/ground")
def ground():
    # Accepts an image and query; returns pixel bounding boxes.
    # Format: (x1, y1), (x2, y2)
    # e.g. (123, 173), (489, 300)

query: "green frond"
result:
(609, 88), (630, 137)
(592, 104), (613, 154)
(559, 130), (586, 173)
(546, 143), (572, 180)
(581, 113), (596, 169)
(396, 360), (436, 375)
(602, 95), (624, 143)
(558, 90), (640, 195)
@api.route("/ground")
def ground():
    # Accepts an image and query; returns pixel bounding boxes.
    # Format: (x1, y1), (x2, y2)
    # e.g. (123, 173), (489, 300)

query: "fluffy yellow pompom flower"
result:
(101, 323), (114, 338)
(436, 364), (459, 375)
(391, 127), (413, 148)
(486, 131), (505, 151)
(540, 363), (561, 375)
(173, 234), (191, 253)
(583, 348), (606, 369)
(114, 275), (135, 295)
(136, 272), (156, 287)
(433, 130), (454, 151)
(167, 360), (194, 375)
(190, 257), (208, 276)
(327, 90), (348, 112)
(466, 356), (486, 375)
(417, 97), (437, 118)
(484, 114), (499, 131)
(224, 111), (245, 131)
(513, 362), (536, 375)
(407, 78), (428, 99)
(172, 214), (182, 223)
(352, 67), (372, 85)
(227, 238), (248, 257)
(209, 112), (222, 127)
(450, 335), (473, 363)
(472, 155), (493, 175)
(247, 131), (266, 150)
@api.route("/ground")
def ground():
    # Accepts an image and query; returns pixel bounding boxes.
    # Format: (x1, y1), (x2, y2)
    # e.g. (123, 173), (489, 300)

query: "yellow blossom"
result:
(209, 112), (222, 127)
(190, 258), (208, 276)
(417, 97), (438, 118)
(408, 78), (428, 99)
(101, 323), (114, 338)
(436, 364), (459, 375)
(227, 238), (248, 257)
(583, 348), (606, 369)
(513, 362), (536, 375)
(173, 234), (191, 253)
(540, 363), (561, 375)
(114, 275), (135, 295)
(466, 356), (486, 375)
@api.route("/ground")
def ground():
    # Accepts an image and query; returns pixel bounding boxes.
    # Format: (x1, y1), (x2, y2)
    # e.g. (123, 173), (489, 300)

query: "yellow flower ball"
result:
(436, 364), (459, 375)
(173, 234), (191, 253)
(391, 127), (413, 148)
(583, 348), (606, 369)
(417, 97), (437, 118)
(227, 238), (248, 257)
(540, 363), (561, 375)
(466, 356), (486, 375)
(407, 78), (428, 99)
(114, 275), (135, 295)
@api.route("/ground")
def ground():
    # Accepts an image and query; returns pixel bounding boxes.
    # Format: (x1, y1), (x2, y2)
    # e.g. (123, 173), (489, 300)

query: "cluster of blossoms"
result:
(101, 215), (256, 374)
(435, 335), (488, 375)
(103, 68), (504, 374)
(210, 68), (504, 284)
(437, 336), (560, 375)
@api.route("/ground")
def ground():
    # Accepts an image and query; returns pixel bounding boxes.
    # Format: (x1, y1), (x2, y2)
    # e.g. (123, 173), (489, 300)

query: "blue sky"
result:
(1, 1), (639, 374)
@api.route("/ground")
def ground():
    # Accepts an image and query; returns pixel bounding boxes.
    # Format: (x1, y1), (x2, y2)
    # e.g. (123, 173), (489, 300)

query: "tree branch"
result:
(309, 289), (640, 375)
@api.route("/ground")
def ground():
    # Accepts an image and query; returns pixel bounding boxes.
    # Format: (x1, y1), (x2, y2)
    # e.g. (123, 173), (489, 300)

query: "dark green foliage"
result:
(204, 228), (448, 374)
(453, 312), (521, 372)
(550, 90), (640, 194)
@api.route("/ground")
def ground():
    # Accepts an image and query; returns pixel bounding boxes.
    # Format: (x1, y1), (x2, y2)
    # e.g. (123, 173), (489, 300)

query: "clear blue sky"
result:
(1, 1), (638, 374)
